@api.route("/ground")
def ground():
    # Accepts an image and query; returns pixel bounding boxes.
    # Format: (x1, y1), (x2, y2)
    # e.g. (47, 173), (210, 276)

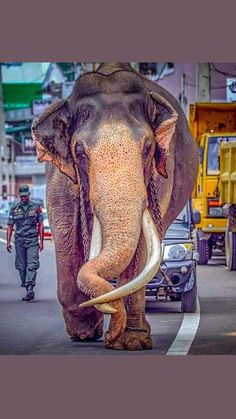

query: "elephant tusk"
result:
(79, 208), (162, 308)
(87, 214), (117, 314)
(95, 303), (117, 314)
(89, 214), (102, 260)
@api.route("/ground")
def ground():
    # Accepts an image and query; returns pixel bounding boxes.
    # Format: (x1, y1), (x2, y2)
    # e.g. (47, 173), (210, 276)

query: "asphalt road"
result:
(0, 229), (236, 355)
(189, 252), (236, 355)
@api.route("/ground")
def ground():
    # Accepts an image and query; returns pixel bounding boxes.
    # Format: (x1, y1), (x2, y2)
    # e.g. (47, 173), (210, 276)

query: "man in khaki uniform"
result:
(6, 185), (44, 302)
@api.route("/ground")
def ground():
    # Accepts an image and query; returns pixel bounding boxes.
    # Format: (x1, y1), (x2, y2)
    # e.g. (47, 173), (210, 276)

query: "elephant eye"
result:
(129, 100), (143, 119)
(78, 104), (92, 125)
(148, 99), (160, 130)
(143, 141), (152, 156)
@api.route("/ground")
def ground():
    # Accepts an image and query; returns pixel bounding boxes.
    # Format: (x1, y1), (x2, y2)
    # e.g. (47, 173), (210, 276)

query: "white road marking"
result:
(166, 297), (200, 355)
(223, 331), (236, 337)
(0, 236), (13, 245)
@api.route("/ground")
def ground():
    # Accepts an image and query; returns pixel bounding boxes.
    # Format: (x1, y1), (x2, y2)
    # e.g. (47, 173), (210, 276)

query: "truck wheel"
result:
(225, 230), (236, 271)
(197, 233), (210, 265)
(181, 284), (197, 313)
(208, 239), (213, 260)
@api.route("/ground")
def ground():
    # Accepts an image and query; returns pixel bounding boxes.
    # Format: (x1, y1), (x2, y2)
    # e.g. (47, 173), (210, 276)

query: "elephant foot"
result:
(63, 308), (104, 342)
(142, 315), (151, 334)
(105, 328), (153, 351)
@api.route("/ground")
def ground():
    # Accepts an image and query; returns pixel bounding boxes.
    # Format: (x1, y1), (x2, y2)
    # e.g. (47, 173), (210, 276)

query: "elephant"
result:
(31, 62), (198, 350)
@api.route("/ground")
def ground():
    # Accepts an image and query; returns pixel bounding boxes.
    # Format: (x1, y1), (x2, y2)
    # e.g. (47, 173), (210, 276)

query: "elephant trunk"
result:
(80, 208), (162, 308)
(77, 122), (147, 341)
(80, 122), (147, 278)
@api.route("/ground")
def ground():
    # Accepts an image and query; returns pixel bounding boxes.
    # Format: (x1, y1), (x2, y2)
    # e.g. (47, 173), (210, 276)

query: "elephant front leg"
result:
(105, 235), (152, 351)
(105, 287), (152, 350)
(62, 306), (103, 342)
(57, 257), (104, 341)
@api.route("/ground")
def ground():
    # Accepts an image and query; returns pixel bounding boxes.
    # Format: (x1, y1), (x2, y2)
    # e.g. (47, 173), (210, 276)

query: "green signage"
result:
(3, 83), (43, 111)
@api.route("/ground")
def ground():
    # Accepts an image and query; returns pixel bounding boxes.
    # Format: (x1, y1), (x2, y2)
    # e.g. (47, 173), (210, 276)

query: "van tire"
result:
(181, 284), (197, 313)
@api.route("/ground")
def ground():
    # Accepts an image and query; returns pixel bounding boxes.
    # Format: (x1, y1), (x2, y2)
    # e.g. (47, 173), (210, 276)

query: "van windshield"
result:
(165, 205), (190, 239)
(207, 136), (236, 174)
(174, 205), (188, 222)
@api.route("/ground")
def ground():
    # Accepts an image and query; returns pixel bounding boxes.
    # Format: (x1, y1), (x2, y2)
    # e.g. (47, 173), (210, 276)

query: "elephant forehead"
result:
(89, 140), (146, 207)
(88, 123), (140, 156)
(71, 71), (146, 99)
(88, 126), (145, 192)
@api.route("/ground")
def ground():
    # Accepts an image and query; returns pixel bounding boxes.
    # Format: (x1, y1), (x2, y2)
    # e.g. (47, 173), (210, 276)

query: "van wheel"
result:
(197, 233), (210, 265)
(181, 284), (197, 313)
(225, 230), (236, 271)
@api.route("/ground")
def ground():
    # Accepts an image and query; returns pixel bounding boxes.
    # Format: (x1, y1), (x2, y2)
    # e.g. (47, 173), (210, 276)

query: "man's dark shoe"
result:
(22, 291), (35, 302)
(21, 283), (26, 288)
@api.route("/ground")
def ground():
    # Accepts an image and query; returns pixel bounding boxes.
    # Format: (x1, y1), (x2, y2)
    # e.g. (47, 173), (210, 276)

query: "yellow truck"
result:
(219, 142), (236, 270)
(189, 102), (236, 266)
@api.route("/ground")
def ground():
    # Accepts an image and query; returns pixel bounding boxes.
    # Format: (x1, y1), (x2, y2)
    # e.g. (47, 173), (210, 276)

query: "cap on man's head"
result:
(19, 185), (30, 196)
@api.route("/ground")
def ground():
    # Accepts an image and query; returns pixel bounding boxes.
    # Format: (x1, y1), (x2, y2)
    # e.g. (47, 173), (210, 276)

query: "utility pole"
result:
(180, 73), (187, 114)
(196, 63), (211, 102)
(0, 63), (6, 200)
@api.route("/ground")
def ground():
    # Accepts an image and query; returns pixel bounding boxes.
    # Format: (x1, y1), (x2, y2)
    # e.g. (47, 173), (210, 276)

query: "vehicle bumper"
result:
(145, 259), (196, 299)
(201, 217), (227, 233)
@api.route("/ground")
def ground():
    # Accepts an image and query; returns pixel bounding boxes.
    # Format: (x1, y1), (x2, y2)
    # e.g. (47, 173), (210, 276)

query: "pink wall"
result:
(156, 63), (236, 115)
(157, 62), (196, 106)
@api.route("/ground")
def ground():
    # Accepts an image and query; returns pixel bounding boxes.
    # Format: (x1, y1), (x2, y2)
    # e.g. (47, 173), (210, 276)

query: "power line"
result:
(210, 63), (236, 78)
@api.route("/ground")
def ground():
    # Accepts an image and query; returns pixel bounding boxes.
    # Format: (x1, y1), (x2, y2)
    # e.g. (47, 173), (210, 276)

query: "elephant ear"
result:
(31, 100), (78, 183)
(148, 92), (178, 178)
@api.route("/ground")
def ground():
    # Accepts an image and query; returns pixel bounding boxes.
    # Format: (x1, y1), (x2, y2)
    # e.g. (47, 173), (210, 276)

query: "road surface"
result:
(0, 230), (236, 355)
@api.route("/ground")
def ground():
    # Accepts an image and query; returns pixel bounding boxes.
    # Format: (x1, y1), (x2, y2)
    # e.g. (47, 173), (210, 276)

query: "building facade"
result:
(1, 62), (236, 202)
(2, 62), (65, 203)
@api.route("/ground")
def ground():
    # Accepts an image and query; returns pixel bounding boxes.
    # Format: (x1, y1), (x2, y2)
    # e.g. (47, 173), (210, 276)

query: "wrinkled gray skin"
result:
(32, 63), (198, 350)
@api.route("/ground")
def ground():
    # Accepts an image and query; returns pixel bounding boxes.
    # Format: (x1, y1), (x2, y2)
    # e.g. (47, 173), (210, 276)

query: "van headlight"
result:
(163, 244), (193, 261)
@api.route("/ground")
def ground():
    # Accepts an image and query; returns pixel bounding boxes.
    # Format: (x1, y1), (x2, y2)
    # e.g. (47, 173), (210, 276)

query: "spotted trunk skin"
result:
(77, 122), (147, 343)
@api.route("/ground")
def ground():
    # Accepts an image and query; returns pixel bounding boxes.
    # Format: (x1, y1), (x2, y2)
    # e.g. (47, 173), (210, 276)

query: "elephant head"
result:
(32, 63), (197, 346)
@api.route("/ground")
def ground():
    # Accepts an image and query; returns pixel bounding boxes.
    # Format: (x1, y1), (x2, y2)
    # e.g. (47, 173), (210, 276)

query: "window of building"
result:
(138, 63), (174, 79)
(139, 63), (157, 75)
